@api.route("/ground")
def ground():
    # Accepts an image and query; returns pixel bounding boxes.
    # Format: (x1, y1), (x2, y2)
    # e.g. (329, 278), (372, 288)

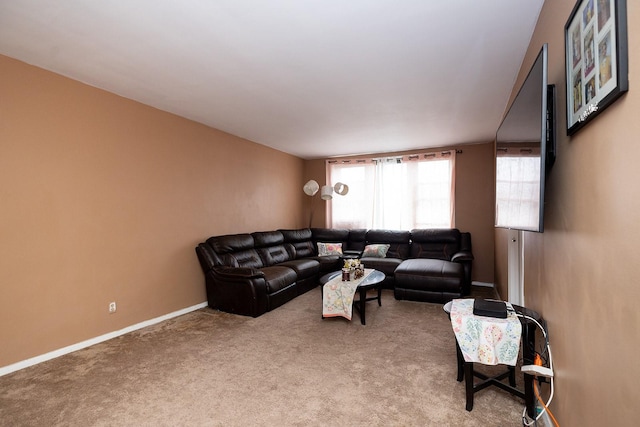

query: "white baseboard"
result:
(471, 281), (495, 288)
(0, 301), (208, 377)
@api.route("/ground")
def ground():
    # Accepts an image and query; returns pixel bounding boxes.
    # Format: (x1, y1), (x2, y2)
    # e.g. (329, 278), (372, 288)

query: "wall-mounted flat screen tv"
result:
(495, 44), (556, 233)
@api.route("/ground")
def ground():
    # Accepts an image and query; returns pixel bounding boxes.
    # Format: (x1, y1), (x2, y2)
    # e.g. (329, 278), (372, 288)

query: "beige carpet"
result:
(0, 289), (526, 426)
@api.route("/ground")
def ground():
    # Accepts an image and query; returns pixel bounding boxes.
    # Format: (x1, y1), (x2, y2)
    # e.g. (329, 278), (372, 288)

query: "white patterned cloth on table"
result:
(450, 298), (522, 366)
(322, 269), (373, 320)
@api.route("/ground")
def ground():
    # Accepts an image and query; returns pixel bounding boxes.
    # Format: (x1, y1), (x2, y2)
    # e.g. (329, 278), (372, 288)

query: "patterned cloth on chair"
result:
(450, 299), (522, 366)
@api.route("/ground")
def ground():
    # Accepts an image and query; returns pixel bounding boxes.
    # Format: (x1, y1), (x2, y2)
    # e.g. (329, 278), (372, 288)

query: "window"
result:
(495, 149), (541, 230)
(327, 151), (456, 230)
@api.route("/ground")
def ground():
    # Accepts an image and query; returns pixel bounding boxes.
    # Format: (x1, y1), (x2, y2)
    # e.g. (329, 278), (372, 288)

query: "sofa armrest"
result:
(206, 267), (269, 317)
(451, 251), (474, 263)
(213, 266), (265, 280)
(451, 250), (473, 297)
(195, 243), (218, 274)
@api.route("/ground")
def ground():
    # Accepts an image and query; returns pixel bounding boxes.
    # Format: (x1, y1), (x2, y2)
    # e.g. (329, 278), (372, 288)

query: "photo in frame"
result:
(565, 0), (628, 135)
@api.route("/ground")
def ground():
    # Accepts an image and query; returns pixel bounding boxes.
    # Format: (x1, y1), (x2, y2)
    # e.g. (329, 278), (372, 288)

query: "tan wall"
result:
(0, 55), (305, 368)
(495, 2), (640, 424)
(454, 142), (495, 283)
(304, 142), (496, 283)
(494, 228), (509, 299)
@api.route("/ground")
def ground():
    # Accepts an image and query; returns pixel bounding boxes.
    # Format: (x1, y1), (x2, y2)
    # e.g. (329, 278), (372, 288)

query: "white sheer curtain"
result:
(327, 151), (456, 230)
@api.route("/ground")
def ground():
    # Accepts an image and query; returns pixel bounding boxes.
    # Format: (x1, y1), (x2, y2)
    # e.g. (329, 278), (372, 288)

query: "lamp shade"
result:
(320, 185), (333, 200)
(303, 179), (319, 196)
(333, 182), (349, 196)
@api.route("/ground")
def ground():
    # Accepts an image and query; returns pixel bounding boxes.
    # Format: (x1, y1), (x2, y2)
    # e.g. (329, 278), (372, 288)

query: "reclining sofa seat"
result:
(195, 231), (320, 317)
(307, 227), (347, 272)
(358, 229), (411, 289)
(253, 231), (320, 295)
(196, 233), (272, 317)
(393, 229), (473, 303)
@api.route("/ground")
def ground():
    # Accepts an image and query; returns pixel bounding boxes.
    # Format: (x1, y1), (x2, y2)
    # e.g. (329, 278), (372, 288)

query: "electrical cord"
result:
(534, 378), (560, 426)
(516, 313), (559, 426)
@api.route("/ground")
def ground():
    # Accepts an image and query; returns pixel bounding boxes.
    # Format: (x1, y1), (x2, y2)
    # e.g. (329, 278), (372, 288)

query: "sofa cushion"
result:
(279, 229), (311, 257)
(279, 228), (315, 259)
(365, 229), (411, 259)
(221, 250), (263, 269)
(206, 234), (263, 269)
(410, 229), (461, 260)
(360, 257), (403, 277)
(310, 254), (342, 273)
(289, 240), (315, 258)
(347, 229), (368, 253)
(312, 228), (349, 243)
(311, 228), (349, 256)
(279, 228), (312, 242)
(256, 245), (292, 266)
(394, 257), (464, 303)
(251, 231), (293, 266)
(260, 265), (297, 294)
(279, 258), (320, 280)
(252, 230), (285, 247)
(395, 259), (463, 294)
(207, 233), (254, 254)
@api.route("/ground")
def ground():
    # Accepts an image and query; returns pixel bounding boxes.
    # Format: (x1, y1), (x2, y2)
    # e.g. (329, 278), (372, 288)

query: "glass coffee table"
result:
(319, 269), (385, 325)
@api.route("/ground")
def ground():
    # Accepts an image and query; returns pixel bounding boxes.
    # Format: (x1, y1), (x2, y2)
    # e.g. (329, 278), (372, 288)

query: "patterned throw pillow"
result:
(362, 244), (390, 258)
(317, 242), (343, 256)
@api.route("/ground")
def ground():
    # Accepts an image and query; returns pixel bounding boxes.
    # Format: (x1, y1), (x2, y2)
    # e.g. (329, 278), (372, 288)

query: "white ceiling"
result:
(0, 1), (544, 160)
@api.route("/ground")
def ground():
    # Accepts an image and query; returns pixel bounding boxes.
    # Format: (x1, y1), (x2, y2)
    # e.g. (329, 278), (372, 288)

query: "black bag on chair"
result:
(473, 299), (507, 318)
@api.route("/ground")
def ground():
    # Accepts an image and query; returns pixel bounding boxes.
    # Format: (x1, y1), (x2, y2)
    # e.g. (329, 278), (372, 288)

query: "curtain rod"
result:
(327, 149), (463, 164)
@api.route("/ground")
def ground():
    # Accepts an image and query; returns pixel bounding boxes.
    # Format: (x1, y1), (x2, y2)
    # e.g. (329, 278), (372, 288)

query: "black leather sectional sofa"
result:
(195, 228), (473, 317)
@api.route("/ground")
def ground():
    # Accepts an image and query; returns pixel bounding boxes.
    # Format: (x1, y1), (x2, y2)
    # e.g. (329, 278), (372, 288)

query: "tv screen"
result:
(495, 44), (555, 233)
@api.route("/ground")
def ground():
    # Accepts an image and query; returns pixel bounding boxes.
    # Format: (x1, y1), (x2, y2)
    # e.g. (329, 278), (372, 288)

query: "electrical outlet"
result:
(108, 302), (117, 313)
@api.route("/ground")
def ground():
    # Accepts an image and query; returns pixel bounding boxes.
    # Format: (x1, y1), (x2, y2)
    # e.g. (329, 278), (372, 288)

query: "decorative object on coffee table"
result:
(343, 258), (365, 280)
